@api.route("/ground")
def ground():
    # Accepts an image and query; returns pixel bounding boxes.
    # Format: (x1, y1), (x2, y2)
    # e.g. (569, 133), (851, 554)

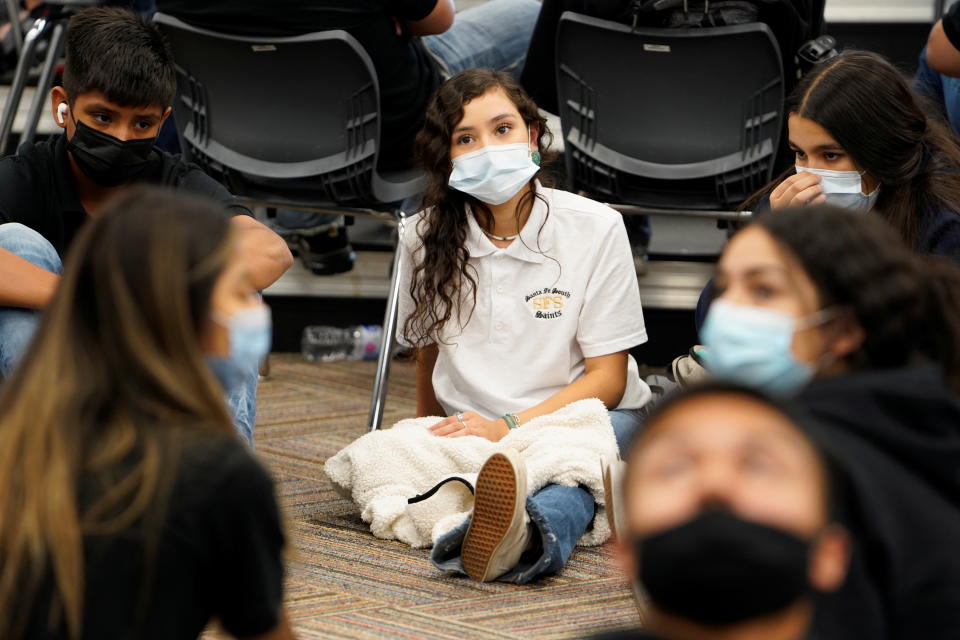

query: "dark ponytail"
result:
(744, 50), (960, 250)
(755, 206), (960, 390)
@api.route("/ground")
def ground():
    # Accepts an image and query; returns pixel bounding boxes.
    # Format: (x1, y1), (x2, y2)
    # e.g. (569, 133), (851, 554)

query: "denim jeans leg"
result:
(422, 0), (541, 78)
(0, 223), (63, 377)
(431, 483), (594, 584)
(225, 359), (258, 445)
(609, 407), (647, 459)
(913, 48), (960, 134)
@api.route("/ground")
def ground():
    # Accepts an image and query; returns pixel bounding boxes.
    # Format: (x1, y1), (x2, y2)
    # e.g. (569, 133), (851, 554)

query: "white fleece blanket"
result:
(324, 398), (618, 549)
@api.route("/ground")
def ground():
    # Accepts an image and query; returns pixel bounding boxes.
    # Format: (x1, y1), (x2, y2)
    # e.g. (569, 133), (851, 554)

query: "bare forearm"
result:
(516, 368), (626, 426)
(927, 21), (960, 76)
(232, 217), (294, 290)
(0, 247), (59, 309)
(404, 0), (455, 35)
(415, 344), (445, 417)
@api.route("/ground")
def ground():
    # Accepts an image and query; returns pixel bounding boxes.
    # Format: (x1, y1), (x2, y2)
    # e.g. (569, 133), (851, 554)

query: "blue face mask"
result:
(796, 166), (879, 213)
(207, 305), (272, 392)
(448, 141), (539, 205)
(700, 300), (833, 395)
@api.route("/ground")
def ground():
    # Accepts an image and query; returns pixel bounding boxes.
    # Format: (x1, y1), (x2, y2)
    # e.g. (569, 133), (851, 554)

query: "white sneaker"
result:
(461, 449), (530, 582)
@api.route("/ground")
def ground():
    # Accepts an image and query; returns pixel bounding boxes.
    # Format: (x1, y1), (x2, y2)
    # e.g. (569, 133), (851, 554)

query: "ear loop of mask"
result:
(795, 306), (849, 373)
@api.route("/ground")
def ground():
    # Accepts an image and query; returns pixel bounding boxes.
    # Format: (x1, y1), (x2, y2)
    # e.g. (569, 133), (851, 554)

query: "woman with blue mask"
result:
(0, 187), (291, 639)
(697, 206), (960, 639)
(746, 50), (960, 263)
(694, 50), (960, 330)
(384, 69), (650, 584)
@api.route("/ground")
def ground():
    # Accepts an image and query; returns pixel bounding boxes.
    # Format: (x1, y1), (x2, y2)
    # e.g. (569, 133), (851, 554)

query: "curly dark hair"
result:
(744, 50), (960, 249)
(403, 69), (557, 347)
(754, 205), (960, 390)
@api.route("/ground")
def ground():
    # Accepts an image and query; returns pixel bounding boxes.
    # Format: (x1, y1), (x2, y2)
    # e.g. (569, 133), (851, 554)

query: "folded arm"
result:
(0, 247), (59, 309)
(231, 216), (294, 291)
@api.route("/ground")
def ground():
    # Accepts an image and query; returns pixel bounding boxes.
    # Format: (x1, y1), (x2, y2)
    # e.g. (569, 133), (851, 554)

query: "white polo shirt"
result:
(397, 184), (651, 420)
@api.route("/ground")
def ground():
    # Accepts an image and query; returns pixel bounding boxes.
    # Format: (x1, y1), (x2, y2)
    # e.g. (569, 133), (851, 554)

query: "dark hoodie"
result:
(799, 363), (960, 640)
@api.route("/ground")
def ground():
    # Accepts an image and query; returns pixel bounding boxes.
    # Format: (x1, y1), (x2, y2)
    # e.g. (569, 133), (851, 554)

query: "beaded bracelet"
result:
(501, 413), (521, 430)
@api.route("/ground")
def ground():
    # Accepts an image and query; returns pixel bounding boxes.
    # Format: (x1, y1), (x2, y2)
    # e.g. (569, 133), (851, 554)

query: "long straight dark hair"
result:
(0, 187), (236, 638)
(403, 69), (557, 348)
(745, 50), (960, 248)
(756, 205), (960, 390)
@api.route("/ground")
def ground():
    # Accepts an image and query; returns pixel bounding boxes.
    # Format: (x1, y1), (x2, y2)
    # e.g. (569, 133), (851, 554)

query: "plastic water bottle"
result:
(301, 325), (382, 363)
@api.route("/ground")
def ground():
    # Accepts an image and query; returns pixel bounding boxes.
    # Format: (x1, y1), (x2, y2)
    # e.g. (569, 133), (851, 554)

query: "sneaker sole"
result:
(462, 452), (525, 582)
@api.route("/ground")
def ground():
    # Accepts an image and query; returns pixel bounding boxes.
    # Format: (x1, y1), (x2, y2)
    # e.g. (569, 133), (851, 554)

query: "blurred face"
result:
(627, 394), (827, 539)
(714, 226), (862, 367)
(623, 393), (849, 595)
(51, 87), (170, 142)
(788, 114), (879, 194)
(200, 240), (262, 357)
(449, 87), (538, 160)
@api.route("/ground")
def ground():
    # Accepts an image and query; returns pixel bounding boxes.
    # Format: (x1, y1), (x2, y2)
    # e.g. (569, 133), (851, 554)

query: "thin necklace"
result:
(483, 229), (519, 242)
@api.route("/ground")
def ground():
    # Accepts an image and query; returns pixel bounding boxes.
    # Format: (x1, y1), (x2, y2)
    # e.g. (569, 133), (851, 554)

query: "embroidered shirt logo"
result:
(525, 287), (571, 319)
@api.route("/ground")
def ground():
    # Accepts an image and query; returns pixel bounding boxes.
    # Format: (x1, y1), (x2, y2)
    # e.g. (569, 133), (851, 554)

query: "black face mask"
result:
(66, 118), (157, 187)
(637, 510), (812, 625)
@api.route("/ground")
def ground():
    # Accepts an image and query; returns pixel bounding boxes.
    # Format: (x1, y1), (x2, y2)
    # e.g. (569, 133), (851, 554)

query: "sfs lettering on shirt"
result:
(531, 295), (565, 310)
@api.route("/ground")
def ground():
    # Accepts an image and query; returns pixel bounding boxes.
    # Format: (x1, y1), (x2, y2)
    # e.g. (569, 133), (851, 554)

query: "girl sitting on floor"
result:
(396, 69), (650, 583)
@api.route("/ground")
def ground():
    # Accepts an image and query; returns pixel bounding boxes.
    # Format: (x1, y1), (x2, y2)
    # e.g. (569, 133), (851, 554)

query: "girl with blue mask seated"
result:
(746, 50), (960, 263)
(396, 69), (651, 583)
(701, 204), (960, 638)
(0, 187), (291, 640)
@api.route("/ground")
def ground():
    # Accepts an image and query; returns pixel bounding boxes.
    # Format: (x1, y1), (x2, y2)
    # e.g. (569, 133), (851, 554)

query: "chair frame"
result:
(153, 13), (422, 431)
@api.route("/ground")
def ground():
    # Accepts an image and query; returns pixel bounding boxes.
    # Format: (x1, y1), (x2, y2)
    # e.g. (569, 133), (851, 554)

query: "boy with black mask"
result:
(594, 383), (849, 640)
(0, 8), (292, 443)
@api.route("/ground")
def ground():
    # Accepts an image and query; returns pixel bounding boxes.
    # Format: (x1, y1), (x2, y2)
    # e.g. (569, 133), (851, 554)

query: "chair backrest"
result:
(154, 13), (382, 205)
(556, 13), (784, 209)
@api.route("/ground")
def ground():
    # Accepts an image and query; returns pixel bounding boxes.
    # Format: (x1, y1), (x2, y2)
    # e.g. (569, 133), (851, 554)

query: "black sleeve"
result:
(388, 0), (439, 22)
(943, 1), (960, 52)
(161, 154), (253, 217)
(206, 450), (286, 638)
(0, 155), (43, 227)
(176, 166), (254, 217)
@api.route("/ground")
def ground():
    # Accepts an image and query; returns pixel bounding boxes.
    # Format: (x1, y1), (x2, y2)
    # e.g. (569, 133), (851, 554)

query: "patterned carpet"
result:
(216, 353), (641, 639)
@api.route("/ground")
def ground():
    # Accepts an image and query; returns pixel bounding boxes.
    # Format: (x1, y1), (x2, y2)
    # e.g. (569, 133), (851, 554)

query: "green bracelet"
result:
(501, 413), (520, 430)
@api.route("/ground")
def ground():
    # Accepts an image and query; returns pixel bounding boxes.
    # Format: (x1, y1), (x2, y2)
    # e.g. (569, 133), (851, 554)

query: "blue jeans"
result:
(0, 223), (258, 443)
(431, 407), (645, 584)
(914, 47), (960, 134)
(423, 0), (541, 79)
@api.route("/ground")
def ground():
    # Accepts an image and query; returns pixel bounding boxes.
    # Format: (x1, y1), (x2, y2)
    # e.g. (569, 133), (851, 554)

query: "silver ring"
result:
(456, 412), (465, 425)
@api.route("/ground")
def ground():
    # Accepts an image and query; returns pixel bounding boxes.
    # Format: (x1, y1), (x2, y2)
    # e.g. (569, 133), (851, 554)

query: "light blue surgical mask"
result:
(796, 166), (879, 213)
(207, 305), (272, 392)
(448, 141), (539, 205)
(700, 300), (834, 395)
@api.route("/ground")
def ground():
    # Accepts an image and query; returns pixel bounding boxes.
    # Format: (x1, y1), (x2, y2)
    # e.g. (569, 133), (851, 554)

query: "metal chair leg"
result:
(22, 21), (65, 146)
(4, 0), (22, 55)
(367, 211), (406, 431)
(0, 17), (47, 152)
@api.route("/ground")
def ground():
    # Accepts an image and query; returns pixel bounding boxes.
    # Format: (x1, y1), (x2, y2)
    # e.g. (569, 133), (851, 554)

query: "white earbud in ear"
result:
(56, 102), (68, 125)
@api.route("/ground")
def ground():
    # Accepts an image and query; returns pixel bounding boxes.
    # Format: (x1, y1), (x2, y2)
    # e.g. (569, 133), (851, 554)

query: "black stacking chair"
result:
(155, 13), (426, 430)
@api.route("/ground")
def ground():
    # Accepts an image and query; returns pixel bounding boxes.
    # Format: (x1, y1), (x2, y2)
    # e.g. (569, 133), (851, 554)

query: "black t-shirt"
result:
(154, 0), (442, 171)
(943, 1), (960, 51)
(25, 432), (285, 639)
(0, 134), (251, 257)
